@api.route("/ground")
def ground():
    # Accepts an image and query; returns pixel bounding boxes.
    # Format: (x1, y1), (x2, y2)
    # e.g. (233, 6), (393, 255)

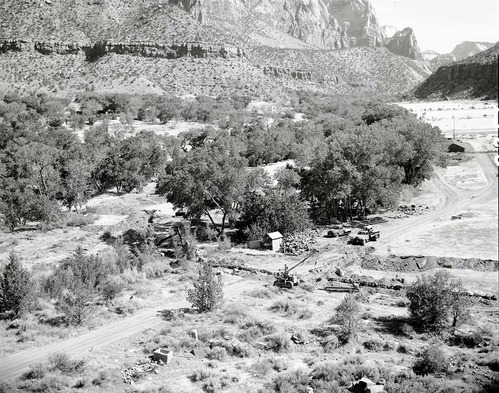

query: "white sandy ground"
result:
(396, 100), (497, 137)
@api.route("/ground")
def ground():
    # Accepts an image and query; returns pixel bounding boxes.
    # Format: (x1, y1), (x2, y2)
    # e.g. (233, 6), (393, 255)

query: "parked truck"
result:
(326, 224), (352, 238)
(348, 225), (380, 246)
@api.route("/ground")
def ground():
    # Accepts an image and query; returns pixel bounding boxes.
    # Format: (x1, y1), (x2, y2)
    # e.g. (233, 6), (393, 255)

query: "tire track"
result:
(0, 277), (254, 381)
(376, 153), (497, 246)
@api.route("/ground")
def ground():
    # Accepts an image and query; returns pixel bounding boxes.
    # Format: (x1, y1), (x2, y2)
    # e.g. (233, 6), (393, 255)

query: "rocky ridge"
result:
(429, 41), (496, 69)
(414, 42), (499, 100)
(0, 39), (245, 60)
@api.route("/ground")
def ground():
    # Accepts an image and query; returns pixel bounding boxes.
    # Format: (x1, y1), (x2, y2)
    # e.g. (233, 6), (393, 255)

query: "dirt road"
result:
(374, 153), (497, 249)
(0, 277), (257, 382)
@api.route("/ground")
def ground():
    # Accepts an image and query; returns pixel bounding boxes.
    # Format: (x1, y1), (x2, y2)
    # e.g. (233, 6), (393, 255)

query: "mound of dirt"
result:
(361, 254), (498, 272)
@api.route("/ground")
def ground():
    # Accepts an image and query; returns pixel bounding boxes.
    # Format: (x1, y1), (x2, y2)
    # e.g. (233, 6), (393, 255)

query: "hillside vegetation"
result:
(0, 1), (431, 97)
(414, 42), (499, 100)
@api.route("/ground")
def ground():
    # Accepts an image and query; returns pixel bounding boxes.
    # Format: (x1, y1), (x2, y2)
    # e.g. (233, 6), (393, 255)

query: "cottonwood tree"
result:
(187, 261), (223, 312)
(157, 131), (247, 236)
(0, 252), (35, 319)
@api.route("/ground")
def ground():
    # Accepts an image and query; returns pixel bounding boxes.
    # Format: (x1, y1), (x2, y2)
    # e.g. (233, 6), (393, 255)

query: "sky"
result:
(369, 0), (499, 53)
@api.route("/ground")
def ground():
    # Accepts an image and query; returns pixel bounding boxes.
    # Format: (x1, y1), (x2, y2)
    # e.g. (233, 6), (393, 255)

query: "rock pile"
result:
(122, 360), (157, 384)
(282, 229), (321, 254)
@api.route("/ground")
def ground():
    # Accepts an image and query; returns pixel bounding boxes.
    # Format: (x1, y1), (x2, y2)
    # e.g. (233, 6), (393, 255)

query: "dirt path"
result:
(374, 153), (497, 250)
(0, 277), (258, 382)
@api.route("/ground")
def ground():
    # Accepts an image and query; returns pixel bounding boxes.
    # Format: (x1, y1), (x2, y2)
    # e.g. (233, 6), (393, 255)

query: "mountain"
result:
(384, 27), (421, 60)
(414, 42), (499, 100)
(421, 50), (439, 61)
(430, 41), (496, 68)
(0, 0), (431, 97)
(451, 41), (496, 61)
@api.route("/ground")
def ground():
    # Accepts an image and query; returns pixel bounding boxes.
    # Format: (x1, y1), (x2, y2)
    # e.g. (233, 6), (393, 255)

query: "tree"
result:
(0, 252), (34, 319)
(239, 190), (311, 239)
(157, 131), (247, 236)
(406, 270), (470, 333)
(187, 261), (223, 312)
(56, 282), (94, 325)
(333, 294), (361, 343)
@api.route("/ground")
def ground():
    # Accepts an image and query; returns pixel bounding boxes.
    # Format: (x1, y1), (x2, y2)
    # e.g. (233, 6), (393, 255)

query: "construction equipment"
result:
(348, 225), (379, 245)
(326, 224), (352, 238)
(273, 249), (319, 289)
(323, 282), (360, 293)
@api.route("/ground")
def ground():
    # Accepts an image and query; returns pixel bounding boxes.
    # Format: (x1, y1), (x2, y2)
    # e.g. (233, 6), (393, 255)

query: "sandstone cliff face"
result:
(384, 27), (420, 60)
(414, 42), (498, 100)
(168, 0), (383, 51)
(0, 39), (245, 60)
(327, 0), (383, 47)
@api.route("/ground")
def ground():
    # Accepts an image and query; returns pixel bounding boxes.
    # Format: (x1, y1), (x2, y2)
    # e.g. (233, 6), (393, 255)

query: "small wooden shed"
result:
(267, 231), (283, 252)
(448, 141), (466, 153)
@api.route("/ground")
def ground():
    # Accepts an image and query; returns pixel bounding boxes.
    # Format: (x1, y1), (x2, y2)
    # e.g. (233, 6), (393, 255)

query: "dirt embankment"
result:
(360, 253), (498, 272)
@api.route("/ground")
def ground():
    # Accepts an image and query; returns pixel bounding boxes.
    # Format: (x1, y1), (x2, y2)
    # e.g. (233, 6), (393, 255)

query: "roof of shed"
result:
(267, 231), (283, 240)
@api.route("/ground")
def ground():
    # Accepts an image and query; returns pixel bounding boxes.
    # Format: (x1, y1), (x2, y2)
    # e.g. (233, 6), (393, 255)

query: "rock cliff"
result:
(169, 0), (384, 50)
(384, 27), (420, 60)
(414, 42), (498, 100)
(0, 39), (245, 60)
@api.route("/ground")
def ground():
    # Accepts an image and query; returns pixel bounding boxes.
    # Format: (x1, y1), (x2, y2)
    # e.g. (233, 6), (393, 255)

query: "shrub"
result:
(406, 270), (470, 332)
(206, 347), (228, 361)
(322, 334), (339, 353)
(244, 288), (273, 299)
(413, 345), (449, 376)
(385, 374), (457, 393)
(187, 261), (223, 312)
(363, 339), (384, 351)
(48, 353), (85, 374)
(92, 370), (109, 386)
(266, 368), (311, 393)
(223, 303), (249, 324)
(270, 299), (300, 315)
(21, 363), (46, 380)
(251, 357), (289, 376)
(241, 317), (276, 335)
(190, 369), (212, 382)
(142, 261), (172, 278)
(265, 333), (292, 353)
(100, 275), (125, 301)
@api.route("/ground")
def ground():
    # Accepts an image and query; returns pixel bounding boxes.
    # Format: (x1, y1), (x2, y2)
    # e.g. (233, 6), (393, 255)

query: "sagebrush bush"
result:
(206, 347), (228, 361)
(21, 363), (46, 380)
(265, 332), (291, 353)
(190, 368), (212, 382)
(322, 334), (339, 353)
(244, 288), (273, 299)
(363, 339), (384, 351)
(270, 299), (300, 315)
(266, 368), (310, 392)
(48, 353), (85, 374)
(413, 345), (449, 376)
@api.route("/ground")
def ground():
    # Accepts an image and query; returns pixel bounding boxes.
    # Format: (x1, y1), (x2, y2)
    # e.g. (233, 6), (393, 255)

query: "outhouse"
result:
(267, 231), (283, 252)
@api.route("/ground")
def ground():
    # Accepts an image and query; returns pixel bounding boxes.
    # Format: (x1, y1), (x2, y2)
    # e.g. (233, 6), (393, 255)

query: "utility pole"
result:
(452, 115), (456, 140)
